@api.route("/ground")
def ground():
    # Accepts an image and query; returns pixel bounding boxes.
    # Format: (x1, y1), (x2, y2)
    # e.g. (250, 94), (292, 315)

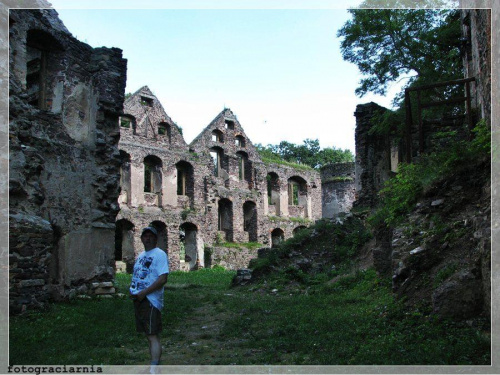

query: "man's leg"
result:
(147, 334), (162, 364)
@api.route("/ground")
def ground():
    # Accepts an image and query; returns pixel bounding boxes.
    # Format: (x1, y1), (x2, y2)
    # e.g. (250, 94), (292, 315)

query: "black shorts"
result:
(134, 298), (162, 335)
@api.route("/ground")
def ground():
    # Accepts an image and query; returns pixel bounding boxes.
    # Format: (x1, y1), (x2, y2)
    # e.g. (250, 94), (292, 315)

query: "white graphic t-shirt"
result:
(130, 247), (169, 310)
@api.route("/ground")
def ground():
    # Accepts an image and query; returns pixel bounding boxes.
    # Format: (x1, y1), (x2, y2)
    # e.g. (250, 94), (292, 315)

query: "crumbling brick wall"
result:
(9, 9), (127, 313)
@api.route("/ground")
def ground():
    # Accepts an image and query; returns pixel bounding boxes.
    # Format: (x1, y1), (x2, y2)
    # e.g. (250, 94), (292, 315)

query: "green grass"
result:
(214, 242), (262, 250)
(9, 268), (490, 365)
(261, 157), (315, 171)
(369, 122), (491, 228)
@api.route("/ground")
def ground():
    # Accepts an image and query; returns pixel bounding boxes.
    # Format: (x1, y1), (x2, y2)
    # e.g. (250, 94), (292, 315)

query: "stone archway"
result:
(271, 228), (285, 248)
(243, 201), (258, 242)
(149, 220), (168, 253)
(179, 222), (200, 270)
(293, 226), (307, 236)
(218, 198), (233, 242)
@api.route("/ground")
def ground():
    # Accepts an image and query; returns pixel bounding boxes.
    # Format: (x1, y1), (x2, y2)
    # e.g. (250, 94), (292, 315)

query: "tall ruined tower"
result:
(9, 8), (127, 313)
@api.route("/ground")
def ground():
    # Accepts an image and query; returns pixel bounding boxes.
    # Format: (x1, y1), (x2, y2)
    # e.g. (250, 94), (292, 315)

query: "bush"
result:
(369, 122), (491, 228)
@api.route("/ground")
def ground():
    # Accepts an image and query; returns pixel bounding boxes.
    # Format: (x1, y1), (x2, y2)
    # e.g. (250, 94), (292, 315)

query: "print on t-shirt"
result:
(131, 256), (154, 290)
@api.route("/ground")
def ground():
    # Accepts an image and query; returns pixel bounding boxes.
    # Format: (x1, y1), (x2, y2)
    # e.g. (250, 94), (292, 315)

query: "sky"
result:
(48, 0), (403, 154)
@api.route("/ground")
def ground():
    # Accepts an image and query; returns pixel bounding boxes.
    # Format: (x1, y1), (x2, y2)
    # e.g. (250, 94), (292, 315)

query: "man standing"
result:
(130, 226), (169, 369)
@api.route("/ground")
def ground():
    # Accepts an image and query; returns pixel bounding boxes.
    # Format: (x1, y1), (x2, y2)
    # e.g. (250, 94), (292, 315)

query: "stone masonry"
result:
(461, 7), (491, 127)
(116, 86), (323, 272)
(353, 102), (394, 209)
(320, 162), (356, 218)
(8, 7), (354, 314)
(9, 9), (127, 313)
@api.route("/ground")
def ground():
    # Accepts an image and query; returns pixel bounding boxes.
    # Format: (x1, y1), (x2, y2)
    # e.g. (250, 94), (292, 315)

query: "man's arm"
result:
(133, 273), (168, 302)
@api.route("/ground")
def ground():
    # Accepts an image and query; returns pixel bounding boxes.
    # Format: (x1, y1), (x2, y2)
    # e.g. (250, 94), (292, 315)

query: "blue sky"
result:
(49, 1), (400, 153)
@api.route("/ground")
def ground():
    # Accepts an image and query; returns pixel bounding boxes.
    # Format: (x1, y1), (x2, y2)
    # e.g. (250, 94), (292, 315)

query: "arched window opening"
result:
(267, 172), (280, 206)
(237, 151), (252, 186)
(149, 221), (168, 253)
(243, 201), (258, 242)
(210, 147), (225, 178)
(120, 117), (130, 128)
(176, 161), (194, 203)
(180, 222), (198, 270)
(293, 226), (307, 236)
(119, 115), (136, 134)
(289, 181), (300, 205)
(115, 219), (135, 273)
(144, 155), (162, 197)
(224, 119), (235, 130)
(237, 152), (246, 181)
(235, 135), (246, 147)
(218, 198), (233, 242)
(287, 176), (308, 218)
(158, 122), (172, 143)
(212, 129), (224, 143)
(119, 150), (131, 205)
(271, 228), (285, 248)
(288, 176), (307, 206)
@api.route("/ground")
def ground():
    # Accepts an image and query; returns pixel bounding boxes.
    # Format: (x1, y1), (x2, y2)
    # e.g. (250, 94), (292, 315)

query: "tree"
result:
(337, 8), (462, 103)
(256, 139), (354, 169)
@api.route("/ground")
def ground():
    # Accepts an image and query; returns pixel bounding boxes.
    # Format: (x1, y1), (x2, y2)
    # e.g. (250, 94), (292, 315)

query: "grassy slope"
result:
(10, 267), (490, 365)
(10, 126), (492, 366)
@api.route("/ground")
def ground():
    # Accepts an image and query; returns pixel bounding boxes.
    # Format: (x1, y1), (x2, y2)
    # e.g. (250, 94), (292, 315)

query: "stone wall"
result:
(461, 7), (491, 126)
(116, 90), (322, 272)
(320, 162), (355, 218)
(208, 246), (260, 271)
(353, 102), (392, 208)
(9, 9), (127, 313)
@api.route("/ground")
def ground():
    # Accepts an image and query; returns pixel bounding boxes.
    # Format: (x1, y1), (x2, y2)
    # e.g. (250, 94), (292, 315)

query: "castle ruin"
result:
(115, 86), (326, 272)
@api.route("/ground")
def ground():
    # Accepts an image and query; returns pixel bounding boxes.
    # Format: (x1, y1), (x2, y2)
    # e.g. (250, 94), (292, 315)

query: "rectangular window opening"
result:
(140, 96), (153, 107)
(120, 118), (131, 128)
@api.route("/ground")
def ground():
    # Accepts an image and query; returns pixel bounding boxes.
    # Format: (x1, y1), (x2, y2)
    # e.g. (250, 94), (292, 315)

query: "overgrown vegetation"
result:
(268, 215), (311, 224)
(369, 122), (490, 228)
(249, 215), (372, 280)
(256, 138), (354, 170)
(213, 241), (262, 250)
(338, 7), (462, 104)
(260, 156), (315, 171)
(322, 176), (354, 183)
(10, 267), (489, 365)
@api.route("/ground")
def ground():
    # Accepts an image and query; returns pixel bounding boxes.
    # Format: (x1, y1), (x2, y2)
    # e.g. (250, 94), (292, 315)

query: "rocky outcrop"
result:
(388, 160), (490, 320)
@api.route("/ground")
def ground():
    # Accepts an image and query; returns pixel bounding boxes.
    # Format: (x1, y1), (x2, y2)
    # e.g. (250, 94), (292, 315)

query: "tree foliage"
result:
(337, 8), (462, 103)
(256, 139), (354, 169)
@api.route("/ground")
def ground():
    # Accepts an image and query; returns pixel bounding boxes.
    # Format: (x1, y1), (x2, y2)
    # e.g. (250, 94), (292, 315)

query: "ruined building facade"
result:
(8, 8), (353, 314)
(9, 9), (127, 313)
(116, 86), (323, 272)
